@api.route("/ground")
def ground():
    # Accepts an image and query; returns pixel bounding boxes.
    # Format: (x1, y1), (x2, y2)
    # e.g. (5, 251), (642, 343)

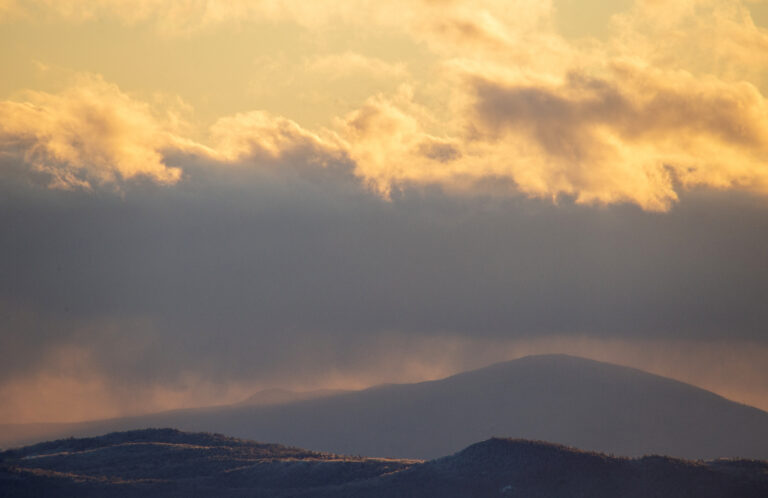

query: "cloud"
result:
(465, 62), (768, 210)
(3, 161), (768, 368)
(209, 110), (348, 166)
(340, 89), (458, 195)
(343, 0), (768, 210)
(328, 57), (768, 210)
(0, 75), (358, 190)
(0, 75), (182, 189)
(4, 63), (766, 210)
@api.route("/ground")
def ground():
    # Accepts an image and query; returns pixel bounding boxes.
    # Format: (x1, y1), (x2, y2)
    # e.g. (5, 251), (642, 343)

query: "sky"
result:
(1, 0), (768, 423)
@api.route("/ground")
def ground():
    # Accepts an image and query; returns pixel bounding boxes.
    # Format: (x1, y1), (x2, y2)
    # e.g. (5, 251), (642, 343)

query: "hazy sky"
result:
(2, 0), (768, 423)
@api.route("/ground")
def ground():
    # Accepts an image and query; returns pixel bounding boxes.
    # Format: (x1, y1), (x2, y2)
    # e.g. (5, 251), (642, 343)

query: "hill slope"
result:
(236, 388), (351, 406)
(2, 430), (767, 498)
(2, 355), (768, 460)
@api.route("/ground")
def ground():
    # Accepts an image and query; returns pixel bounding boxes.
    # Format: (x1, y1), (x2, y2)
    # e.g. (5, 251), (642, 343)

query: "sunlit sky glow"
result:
(2, 0), (768, 423)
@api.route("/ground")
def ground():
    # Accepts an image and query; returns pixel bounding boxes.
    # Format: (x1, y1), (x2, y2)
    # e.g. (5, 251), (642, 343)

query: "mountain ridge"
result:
(2, 354), (767, 460)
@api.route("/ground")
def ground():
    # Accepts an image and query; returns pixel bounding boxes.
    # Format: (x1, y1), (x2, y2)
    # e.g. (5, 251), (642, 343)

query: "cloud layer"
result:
(2, 156), (768, 420)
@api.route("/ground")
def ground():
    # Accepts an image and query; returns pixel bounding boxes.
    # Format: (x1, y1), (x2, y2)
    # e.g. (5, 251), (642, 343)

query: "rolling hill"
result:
(2, 429), (767, 497)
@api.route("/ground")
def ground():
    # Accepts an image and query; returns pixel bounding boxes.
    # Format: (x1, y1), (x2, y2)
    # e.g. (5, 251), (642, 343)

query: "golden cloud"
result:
(0, 76), (348, 188)
(209, 110), (347, 166)
(463, 62), (768, 210)
(340, 88), (466, 196)
(333, 0), (768, 210)
(0, 75), (182, 189)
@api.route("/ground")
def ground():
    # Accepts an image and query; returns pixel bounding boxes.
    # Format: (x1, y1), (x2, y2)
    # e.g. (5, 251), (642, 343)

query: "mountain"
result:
(1, 429), (767, 497)
(2, 355), (768, 460)
(236, 388), (351, 406)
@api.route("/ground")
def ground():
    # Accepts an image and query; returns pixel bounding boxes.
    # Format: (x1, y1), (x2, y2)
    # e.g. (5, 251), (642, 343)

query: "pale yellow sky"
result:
(3, 0), (765, 127)
(0, 5), (434, 130)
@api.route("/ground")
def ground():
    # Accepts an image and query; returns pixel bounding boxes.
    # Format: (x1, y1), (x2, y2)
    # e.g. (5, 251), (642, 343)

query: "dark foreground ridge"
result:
(1, 429), (767, 498)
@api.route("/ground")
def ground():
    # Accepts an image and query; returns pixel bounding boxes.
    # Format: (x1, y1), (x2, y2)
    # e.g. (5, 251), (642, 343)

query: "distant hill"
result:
(1, 429), (766, 497)
(2, 355), (768, 460)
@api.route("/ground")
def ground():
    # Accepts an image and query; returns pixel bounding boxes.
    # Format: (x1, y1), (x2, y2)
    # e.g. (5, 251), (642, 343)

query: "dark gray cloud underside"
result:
(1, 155), (768, 383)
